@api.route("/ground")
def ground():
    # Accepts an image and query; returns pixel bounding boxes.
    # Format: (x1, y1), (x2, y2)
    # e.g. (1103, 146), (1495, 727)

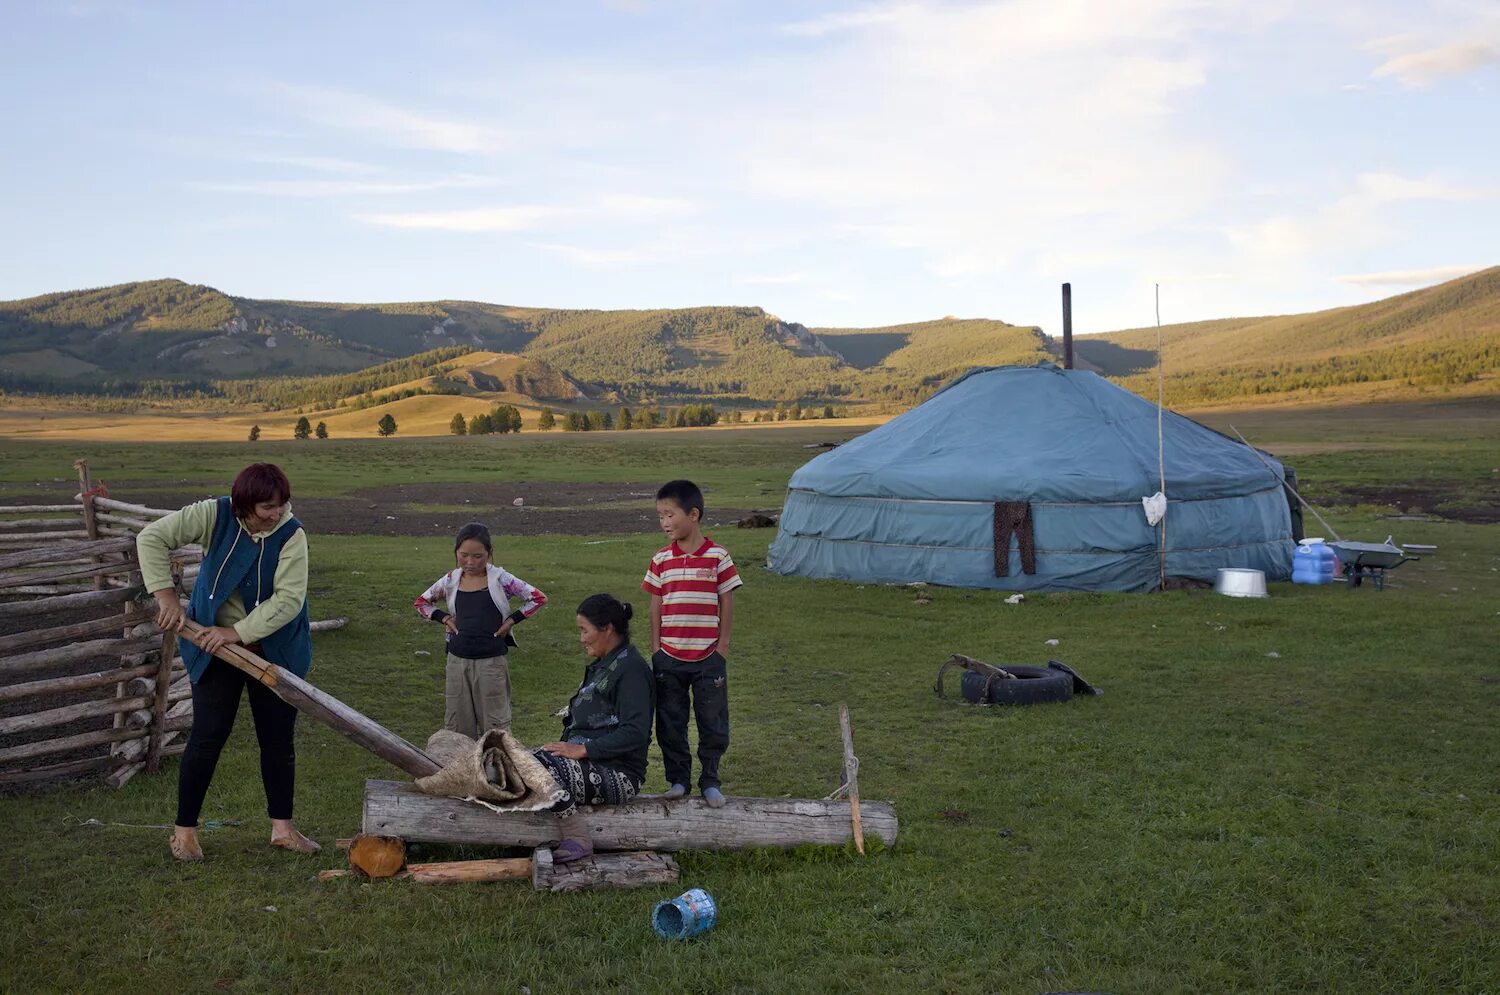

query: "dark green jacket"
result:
(562, 643), (654, 784)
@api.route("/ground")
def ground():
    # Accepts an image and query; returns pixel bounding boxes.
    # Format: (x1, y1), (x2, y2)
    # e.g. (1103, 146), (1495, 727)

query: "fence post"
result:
(145, 563), (180, 774)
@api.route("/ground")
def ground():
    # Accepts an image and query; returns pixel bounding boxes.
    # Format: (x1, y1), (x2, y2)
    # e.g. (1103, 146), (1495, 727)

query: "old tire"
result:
(960, 665), (1073, 706)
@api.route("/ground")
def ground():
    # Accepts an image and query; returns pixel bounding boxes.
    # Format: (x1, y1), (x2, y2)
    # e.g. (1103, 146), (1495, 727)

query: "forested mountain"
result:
(2, 266), (1495, 411)
(0, 280), (1046, 406)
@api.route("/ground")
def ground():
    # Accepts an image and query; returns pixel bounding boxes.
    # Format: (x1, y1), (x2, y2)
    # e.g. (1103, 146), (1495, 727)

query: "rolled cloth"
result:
(417, 729), (568, 812)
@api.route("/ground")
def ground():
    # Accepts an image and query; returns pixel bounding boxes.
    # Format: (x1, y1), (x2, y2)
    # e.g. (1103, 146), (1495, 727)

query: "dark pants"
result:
(176, 658), (298, 828)
(653, 650), (729, 790)
(993, 501), (1037, 576)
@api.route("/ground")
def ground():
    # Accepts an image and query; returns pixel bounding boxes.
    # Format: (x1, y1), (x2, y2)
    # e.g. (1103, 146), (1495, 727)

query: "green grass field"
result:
(1, 404), (1497, 994)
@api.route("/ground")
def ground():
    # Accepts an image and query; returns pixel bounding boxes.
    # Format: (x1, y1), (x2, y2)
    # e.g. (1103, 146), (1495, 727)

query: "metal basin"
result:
(1215, 568), (1268, 598)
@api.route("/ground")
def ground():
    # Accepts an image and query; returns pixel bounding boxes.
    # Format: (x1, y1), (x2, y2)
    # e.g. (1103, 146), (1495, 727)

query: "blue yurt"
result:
(768, 365), (1295, 593)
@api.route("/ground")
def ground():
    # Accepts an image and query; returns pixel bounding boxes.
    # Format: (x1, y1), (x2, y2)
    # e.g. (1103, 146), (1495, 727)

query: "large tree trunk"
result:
(362, 779), (898, 851)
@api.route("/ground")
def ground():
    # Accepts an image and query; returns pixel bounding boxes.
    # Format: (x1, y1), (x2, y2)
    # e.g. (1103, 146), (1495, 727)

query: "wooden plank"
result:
(146, 626), (177, 773)
(0, 504), (81, 513)
(0, 518), (81, 529)
(0, 531), (91, 543)
(362, 779), (899, 850)
(0, 606), (155, 655)
(0, 637), (160, 678)
(178, 620), (440, 778)
(0, 584), (144, 619)
(531, 847), (680, 892)
(0, 662), (158, 703)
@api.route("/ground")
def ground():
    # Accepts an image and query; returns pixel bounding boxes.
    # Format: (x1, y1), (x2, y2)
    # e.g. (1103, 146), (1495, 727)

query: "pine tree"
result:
(377, 413), (398, 437)
(538, 407), (556, 430)
(294, 415), (311, 439)
(248, 424), (260, 442)
(823, 404), (835, 419)
(450, 412), (467, 435)
(619, 406), (633, 430)
(315, 421), (328, 439)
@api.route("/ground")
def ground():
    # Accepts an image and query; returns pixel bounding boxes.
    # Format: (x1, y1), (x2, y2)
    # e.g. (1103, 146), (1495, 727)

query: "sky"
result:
(1, 0), (1497, 334)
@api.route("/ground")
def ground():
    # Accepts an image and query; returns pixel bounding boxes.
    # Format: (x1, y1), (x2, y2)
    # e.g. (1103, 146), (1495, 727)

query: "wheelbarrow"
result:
(1328, 539), (1418, 591)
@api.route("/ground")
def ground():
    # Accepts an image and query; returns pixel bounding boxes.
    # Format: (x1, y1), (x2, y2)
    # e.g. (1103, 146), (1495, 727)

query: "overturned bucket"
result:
(652, 888), (718, 940)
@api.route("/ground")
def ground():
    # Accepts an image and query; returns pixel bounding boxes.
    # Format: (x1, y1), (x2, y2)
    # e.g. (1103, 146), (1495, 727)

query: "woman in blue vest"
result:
(137, 463), (317, 862)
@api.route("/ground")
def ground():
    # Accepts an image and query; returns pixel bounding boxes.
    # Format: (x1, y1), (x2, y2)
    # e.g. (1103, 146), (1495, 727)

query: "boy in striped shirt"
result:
(642, 479), (743, 808)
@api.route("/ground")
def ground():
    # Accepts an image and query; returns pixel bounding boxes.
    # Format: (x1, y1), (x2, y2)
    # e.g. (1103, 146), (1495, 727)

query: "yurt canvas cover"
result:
(768, 365), (1294, 593)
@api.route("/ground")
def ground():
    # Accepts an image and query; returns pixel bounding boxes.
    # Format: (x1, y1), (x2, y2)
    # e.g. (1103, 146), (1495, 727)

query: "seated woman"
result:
(533, 593), (655, 864)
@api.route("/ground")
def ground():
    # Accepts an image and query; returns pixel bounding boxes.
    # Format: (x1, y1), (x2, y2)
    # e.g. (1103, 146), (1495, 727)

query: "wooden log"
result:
(115, 700), (193, 764)
(5, 583), (96, 594)
(0, 753), (125, 786)
(530, 846), (680, 893)
(0, 531), (91, 543)
(0, 535), (137, 572)
(407, 857), (532, 885)
(0, 725), (149, 764)
(87, 496), (176, 519)
(74, 461), (106, 593)
(0, 584), (144, 619)
(0, 693), (154, 737)
(0, 504), (82, 513)
(0, 606), (154, 656)
(362, 779), (899, 851)
(0, 637), (159, 678)
(146, 624), (178, 773)
(840, 704), (865, 856)
(177, 620), (440, 778)
(96, 513), (155, 530)
(102, 741), (187, 789)
(309, 616), (348, 633)
(0, 518), (83, 529)
(347, 834), (407, 879)
(124, 708), (154, 730)
(0, 560), (143, 590)
(0, 663), (158, 704)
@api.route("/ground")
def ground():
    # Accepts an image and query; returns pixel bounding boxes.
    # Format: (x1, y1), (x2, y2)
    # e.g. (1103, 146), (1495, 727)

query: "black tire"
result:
(960, 665), (1073, 706)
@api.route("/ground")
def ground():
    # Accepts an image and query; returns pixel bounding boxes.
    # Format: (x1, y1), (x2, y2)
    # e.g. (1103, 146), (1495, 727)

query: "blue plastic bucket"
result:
(652, 888), (717, 939)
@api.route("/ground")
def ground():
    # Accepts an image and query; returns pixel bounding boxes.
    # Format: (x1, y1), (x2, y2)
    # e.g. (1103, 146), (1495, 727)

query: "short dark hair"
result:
(577, 593), (633, 642)
(230, 463), (291, 519)
(454, 521), (492, 554)
(656, 479), (704, 520)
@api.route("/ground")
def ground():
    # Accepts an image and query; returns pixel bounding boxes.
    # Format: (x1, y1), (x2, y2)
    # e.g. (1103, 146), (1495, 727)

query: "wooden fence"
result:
(0, 460), (202, 789)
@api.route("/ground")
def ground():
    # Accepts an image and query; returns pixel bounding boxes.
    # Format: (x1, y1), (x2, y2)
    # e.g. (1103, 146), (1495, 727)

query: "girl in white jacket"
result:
(414, 522), (547, 736)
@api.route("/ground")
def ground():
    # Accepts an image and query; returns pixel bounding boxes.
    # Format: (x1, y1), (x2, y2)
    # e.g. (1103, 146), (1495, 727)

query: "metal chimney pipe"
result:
(1061, 283), (1074, 370)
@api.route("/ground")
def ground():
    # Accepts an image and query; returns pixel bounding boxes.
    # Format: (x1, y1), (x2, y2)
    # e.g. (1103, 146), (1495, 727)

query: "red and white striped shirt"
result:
(642, 537), (743, 662)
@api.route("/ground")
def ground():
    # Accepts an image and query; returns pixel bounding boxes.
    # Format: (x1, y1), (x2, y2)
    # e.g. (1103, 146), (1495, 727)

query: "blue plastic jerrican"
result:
(653, 888), (718, 939)
(1292, 538), (1338, 585)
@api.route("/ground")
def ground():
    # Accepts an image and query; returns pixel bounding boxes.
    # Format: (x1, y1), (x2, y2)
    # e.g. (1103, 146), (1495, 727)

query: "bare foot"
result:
(169, 827), (203, 862)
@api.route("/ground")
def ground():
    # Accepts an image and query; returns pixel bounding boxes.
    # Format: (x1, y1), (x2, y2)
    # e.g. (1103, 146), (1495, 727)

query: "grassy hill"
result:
(0, 281), (1050, 407)
(1078, 266), (1500, 405)
(3, 267), (1495, 418)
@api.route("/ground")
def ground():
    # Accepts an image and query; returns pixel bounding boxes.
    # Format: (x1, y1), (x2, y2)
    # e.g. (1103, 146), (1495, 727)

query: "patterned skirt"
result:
(532, 749), (639, 813)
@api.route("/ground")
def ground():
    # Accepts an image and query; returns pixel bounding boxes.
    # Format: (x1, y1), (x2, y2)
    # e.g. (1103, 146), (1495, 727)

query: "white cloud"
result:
(595, 194), (698, 219)
(779, 6), (915, 38)
(1337, 264), (1489, 286)
(533, 242), (666, 265)
(195, 175), (501, 198)
(247, 155), (381, 175)
(356, 206), (559, 232)
(264, 84), (505, 153)
(739, 272), (811, 285)
(1372, 40), (1500, 86)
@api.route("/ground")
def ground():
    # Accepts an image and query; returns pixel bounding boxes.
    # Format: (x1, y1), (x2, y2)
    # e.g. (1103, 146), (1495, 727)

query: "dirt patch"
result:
(1321, 484), (1500, 525)
(0, 481), (769, 537)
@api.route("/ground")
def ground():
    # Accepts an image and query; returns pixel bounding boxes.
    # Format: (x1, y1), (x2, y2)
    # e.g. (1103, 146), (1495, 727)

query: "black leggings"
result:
(176, 659), (298, 828)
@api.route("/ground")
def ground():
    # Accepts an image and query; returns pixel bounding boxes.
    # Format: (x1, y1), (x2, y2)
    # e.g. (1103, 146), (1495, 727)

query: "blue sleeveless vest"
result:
(181, 496), (312, 682)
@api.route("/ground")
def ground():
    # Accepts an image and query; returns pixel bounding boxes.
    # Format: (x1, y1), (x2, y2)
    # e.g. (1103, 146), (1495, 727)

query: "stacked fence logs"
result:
(0, 463), (201, 789)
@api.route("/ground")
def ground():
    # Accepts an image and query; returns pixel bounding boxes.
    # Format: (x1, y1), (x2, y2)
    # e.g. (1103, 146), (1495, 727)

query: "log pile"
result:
(0, 462), (196, 789)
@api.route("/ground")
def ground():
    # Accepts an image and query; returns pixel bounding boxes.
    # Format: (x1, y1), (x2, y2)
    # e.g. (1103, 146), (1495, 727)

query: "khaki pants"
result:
(445, 654), (512, 738)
